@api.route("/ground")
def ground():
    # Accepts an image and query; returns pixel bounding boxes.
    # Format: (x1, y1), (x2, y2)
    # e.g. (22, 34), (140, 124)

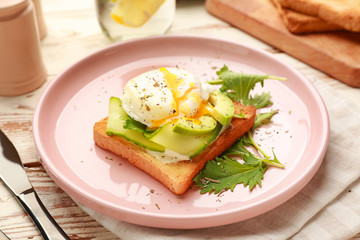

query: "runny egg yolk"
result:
(121, 67), (216, 128)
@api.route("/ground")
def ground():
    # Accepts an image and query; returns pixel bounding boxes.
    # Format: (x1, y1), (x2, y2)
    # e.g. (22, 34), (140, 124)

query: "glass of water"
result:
(95, 0), (176, 41)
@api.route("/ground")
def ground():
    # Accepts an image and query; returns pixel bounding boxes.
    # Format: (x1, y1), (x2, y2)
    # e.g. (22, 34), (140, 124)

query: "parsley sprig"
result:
(193, 65), (286, 194)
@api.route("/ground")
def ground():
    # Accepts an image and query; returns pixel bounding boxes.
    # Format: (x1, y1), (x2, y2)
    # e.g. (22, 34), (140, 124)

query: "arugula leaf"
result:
(207, 65), (285, 108)
(251, 92), (272, 109)
(252, 110), (278, 131)
(210, 65), (266, 106)
(193, 108), (284, 194)
(228, 133), (284, 169)
(194, 136), (283, 193)
(263, 150), (284, 169)
(193, 156), (267, 194)
(143, 127), (159, 139)
(195, 66), (286, 194)
(223, 138), (260, 165)
(123, 118), (147, 133)
(247, 110), (285, 168)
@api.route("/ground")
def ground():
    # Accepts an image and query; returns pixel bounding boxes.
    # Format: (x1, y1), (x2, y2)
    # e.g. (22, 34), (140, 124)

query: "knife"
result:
(0, 230), (10, 240)
(0, 130), (70, 240)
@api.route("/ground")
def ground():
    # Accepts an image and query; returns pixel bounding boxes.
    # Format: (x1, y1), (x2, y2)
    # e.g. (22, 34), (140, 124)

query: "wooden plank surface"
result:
(0, 166), (118, 239)
(205, 0), (360, 87)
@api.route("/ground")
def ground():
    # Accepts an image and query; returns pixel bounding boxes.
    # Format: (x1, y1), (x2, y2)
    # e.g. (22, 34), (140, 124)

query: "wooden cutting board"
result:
(205, 0), (360, 87)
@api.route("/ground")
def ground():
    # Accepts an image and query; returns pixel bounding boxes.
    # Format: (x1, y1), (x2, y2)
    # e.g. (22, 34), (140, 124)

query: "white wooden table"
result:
(0, 0), (359, 239)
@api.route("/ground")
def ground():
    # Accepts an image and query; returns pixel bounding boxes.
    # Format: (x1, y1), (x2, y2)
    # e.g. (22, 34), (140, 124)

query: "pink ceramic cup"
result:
(32, 0), (47, 39)
(0, 0), (46, 96)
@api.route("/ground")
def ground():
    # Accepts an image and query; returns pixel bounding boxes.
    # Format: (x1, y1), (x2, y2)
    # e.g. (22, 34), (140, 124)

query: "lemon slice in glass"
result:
(111, 0), (166, 28)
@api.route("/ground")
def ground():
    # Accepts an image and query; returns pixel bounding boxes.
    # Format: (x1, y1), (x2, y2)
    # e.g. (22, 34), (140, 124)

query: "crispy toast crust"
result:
(93, 101), (256, 195)
(271, 0), (341, 34)
(278, 0), (360, 32)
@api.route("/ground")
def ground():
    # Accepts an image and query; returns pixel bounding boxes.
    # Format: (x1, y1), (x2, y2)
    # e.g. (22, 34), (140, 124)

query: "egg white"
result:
(121, 67), (215, 128)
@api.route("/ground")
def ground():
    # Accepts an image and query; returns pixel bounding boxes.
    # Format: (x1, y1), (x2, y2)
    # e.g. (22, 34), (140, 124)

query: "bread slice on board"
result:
(93, 101), (256, 195)
(278, 0), (360, 32)
(271, 0), (341, 34)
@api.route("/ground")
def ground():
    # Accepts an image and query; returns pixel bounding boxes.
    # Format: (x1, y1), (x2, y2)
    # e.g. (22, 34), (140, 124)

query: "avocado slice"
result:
(148, 122), (222, 157)
(208, 91), (234, 126)
(106, 97), (165, 152)
(172, 115), (217, 135)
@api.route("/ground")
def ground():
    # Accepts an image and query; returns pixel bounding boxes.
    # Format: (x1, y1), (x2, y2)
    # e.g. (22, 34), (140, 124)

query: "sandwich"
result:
(93, 66), (283, 195)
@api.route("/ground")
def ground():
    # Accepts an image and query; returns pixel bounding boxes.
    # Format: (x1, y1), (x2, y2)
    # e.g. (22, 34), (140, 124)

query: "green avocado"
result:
(208, 91), (234, 126)
(148, 122), (222, 157)
(106, 97), (165, 152)
(172, 115), (217, 135)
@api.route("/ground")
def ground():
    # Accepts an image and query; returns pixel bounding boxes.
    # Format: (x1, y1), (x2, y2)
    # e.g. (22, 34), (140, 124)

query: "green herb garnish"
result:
(207, 65), (286, 108)
(193, 65), (286, 194)
(123, 117), (147, 133)
(193, 156), (266, 194)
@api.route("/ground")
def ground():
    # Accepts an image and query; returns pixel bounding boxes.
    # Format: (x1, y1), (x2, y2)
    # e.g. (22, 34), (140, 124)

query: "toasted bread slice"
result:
(93, 101), (256, 195)
(278, 0), (360, 32)
(271, 0), (341, 34)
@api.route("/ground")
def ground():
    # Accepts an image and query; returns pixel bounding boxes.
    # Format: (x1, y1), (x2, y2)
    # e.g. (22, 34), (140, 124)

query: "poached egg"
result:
(121, 67), (216, 128)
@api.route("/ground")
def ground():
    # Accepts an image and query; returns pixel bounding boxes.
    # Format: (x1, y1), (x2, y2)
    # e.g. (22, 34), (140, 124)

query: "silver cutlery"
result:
(0, 230), (10, 240)
(0, 129), (70, 240)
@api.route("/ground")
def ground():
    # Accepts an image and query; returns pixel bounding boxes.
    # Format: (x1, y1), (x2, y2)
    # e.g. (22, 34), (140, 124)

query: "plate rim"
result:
(33, 35), (330, 228)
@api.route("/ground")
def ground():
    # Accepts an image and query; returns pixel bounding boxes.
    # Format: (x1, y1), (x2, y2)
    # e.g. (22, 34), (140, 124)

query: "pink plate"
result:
(33, 36), (329, 229)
